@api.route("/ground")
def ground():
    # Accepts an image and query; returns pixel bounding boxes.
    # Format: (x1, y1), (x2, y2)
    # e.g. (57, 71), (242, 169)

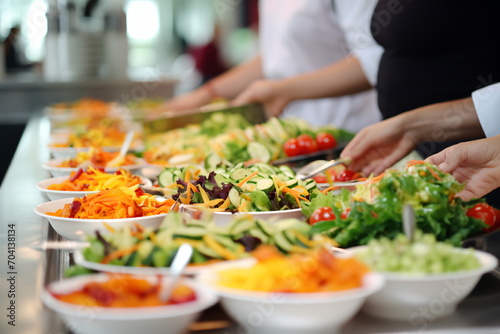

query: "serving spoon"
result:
(296, 157), (352, 180)
(159, 243), (193, 302)
(106, 130), (135, 167)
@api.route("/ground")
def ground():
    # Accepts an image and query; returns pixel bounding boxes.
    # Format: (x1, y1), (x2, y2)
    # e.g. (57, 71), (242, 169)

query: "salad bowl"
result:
(43, 274), (218, 334)
(42, 158), (146, 177)
(180, 205), (304, 227)
(197, 259), (384, 334)
(34, 198), (168, 240)
(349, 245), (498, 320)
(49, 145), (121, 160)
(36, 176), (152, 201)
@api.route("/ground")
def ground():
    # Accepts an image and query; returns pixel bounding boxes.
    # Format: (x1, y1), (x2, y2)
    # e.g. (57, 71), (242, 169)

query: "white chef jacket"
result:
(472, 82), (500, 138)
(259, 0), (382, 132)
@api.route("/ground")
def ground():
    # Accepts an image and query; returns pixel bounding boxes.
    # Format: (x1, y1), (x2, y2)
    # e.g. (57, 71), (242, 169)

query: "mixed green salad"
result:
(303, 161), (486, 247)
(66, 212), (334, 277)
(354, 231), (481, 274)
(144, 112), (354, 166)
(157, 162), (319, 212)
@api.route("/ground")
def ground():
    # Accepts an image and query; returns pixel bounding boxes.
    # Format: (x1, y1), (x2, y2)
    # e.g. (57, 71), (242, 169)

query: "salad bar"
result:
(2, 106), (500, 334)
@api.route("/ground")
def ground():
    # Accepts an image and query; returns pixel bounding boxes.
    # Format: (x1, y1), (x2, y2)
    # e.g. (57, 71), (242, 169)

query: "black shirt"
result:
(372, 0), (500, 124)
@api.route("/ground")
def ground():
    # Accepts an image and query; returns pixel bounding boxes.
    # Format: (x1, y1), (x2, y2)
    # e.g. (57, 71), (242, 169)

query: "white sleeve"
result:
(334, 0), (383, 86)
(472, 82), (500, 138)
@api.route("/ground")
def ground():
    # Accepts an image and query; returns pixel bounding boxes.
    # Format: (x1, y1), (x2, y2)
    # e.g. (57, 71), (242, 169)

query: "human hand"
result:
(232, 79), (291, 118)
(340, 115), (418, 176)
(426, 135), (500, 201)
(161, 87), (212, 113)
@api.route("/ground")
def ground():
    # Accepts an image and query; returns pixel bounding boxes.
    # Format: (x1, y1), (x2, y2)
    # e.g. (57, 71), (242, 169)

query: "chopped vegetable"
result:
(68, 212), (338, 271)
(216, 245), (369, 293)
(304, 162), (487, 247)
(52, 275), (196, 307)
(46, 186), (173, 219)
(47, 167), (142, 191)
(57, 147), (138, 168)
(355, 231), (481, 274)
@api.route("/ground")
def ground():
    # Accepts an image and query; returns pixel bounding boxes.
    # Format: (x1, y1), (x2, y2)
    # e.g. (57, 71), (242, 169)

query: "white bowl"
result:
(180, 205), (304, 227)
(49, 146), (121, 160)
(349, 246), (498, 321)
(316, 180), (366, 192)
(72, 249), (242, 276)
(197, 259), (384, 334)
(34, 198), (168, 240)
(42, 158), (146, 177)
(36, 176), (152, 201)
(42, 274), (218, 334)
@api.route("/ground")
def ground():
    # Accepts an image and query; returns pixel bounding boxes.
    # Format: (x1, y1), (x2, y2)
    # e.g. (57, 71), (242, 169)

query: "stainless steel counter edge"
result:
(2, 115), (500, 334)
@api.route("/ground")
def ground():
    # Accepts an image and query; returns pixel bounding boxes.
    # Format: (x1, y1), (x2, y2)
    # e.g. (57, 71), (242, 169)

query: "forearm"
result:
(401, 98), (485, 143)
(276, 55), (373, 101)
(204, 56), (263, 100)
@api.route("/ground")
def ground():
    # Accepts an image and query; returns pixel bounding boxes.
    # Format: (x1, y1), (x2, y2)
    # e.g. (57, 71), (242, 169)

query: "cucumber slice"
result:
(250, 163), (276, 175)
(256, 179), (274, 192)
(283, 179), (299, 188)
(191, 248), (208, 263)
(230, 219), (256, 236)
(279, 165), (296, 177)
(248, 228), (269, 243)
(214, 173), (230, 186)
(142, 245), (162, 266)
(283, 230), (298, 245)
(250, 190), (272, 211)
(196, 244), (222, 259)
(204, 153), (222, 171)
(273, 232), (293, 252)
(152, 248), (170, 267)
(158, 170), (177, 187)
(137, 240), (155, 259)
(248, 142), (271, 163)
(228, 187), (241, 207)
(173, 227), (206, 240)
(305, 179), (318, 191)
(213, 234), (240, 252)
(124, 251), (140, 266)
(230, 168), (252, 181)
(256, 220), (274, 236)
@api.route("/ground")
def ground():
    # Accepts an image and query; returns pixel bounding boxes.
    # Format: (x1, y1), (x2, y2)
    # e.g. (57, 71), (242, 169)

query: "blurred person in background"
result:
(163, 0), (382, 133)
(3, 25), (33, 73)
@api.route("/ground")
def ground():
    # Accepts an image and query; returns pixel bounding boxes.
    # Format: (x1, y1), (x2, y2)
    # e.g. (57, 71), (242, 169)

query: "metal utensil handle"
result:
(300, 157), (352, 180)
(159, 243), (193, 302)
(402, 204), (416, 242)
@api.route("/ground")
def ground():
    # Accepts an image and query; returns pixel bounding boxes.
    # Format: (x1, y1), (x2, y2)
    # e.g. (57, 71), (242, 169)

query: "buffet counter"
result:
(2, 114), (500, 334)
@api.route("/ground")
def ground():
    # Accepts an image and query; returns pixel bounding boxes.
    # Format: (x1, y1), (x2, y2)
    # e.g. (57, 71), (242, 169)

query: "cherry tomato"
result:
(466, 203), (497, 231)
(312, 175), (328, 183)
(316, 132), (337, 151)
(309, 207), (336, 225)
(296, 134), (318, 155)
(334, 169), (358, 182)
(283, 138), (301, 157)
(340, 208), (351, 219)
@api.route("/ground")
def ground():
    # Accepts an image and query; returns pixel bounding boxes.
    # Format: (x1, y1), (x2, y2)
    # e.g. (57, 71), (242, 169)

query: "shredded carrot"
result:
(46, 187), (172, 219)
(101, 244), (140, 264)
(217, 246), (369, 293)
(237, 171), (260, 187)
(428, 167), (442, 181)
(58, 148), (137, 168)
(406, 160), (426, 167)
(321, 185), (341, 194)
(102, 222), (116, 233)
(47, 166), (141, 191)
